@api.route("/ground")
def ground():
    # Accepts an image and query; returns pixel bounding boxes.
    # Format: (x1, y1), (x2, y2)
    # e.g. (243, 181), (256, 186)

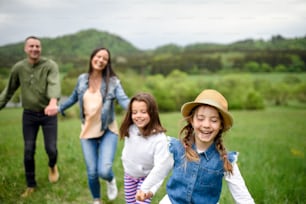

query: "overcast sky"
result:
(0, 0), (305, 50)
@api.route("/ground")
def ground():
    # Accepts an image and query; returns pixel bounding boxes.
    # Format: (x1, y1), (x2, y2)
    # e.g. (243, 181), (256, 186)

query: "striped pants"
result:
(124, 173), (152, 204)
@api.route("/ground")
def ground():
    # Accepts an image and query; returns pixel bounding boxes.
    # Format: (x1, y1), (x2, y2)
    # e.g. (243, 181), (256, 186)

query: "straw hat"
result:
(181, 89), (233, 131)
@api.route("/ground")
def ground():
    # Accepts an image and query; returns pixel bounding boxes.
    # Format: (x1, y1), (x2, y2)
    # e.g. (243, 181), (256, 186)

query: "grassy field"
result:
(0, 107), (305, 204)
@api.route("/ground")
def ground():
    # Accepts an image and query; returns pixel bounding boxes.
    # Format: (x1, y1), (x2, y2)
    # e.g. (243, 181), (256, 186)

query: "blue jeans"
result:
(80, 129), (118, 199)
(22, 109), (58, 187)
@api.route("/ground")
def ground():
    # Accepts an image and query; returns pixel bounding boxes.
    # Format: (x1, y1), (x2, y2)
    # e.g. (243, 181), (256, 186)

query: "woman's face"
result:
(131, 100), (151, 131)
(91, 49), (109, 71)
(191, 105), (222, 149)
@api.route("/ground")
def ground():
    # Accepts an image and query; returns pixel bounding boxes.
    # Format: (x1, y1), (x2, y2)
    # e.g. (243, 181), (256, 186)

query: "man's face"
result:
(24, 38), (41, 62)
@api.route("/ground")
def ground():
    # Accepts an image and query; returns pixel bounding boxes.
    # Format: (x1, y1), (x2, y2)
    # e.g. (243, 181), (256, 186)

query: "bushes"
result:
(295, 83), (306, 103)
(119, 71), (306, 112)
(4, 71), (303, 113)
(83, 71), (306, 112)
(244, 91), (265, 110)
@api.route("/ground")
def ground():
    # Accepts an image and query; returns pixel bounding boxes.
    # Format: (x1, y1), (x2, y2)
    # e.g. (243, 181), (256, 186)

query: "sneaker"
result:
(93, 199), (101, 204)
(106, 178), (118, 200)
(48, 164), (59, 183)
(21, 187), (35, 198)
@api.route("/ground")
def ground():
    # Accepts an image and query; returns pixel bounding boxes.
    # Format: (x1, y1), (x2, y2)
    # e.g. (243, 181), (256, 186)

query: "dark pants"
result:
(22, 109), (58, 187)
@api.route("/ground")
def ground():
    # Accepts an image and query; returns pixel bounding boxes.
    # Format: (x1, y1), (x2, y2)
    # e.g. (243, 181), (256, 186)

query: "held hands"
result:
(136, 190), (153, 201)
(44, 104), (58, 116)
(44, 98), (58, 116)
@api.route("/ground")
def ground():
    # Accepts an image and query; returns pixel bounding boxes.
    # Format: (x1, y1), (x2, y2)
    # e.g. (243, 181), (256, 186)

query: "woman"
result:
(58, 47), (130, 204)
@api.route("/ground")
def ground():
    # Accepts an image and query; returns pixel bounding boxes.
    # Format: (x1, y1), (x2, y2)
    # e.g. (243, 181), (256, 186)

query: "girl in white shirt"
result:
(119, 92), (173, 204)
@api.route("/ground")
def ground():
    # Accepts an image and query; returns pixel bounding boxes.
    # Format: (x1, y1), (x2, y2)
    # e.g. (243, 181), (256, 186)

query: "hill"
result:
(0, 29), (305, 74)
(0, 29), (140, 68)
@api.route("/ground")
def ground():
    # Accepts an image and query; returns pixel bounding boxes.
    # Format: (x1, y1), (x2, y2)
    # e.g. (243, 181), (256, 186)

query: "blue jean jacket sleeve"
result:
(100, 77), (130, 131)
(58, 79), (80, 116)
(114, 79), (130, 109)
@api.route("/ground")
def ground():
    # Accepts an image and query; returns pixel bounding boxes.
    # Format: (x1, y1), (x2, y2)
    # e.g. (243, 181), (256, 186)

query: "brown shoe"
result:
(21, 187), (35, 198)
(48, 164), (59, 183)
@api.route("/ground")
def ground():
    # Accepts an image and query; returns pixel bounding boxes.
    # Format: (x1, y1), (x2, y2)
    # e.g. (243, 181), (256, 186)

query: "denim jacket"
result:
(166, 138), (236, 204)
(58, 73), (130, 131)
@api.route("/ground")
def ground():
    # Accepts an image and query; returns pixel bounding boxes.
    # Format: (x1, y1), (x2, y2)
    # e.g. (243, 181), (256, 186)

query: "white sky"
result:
(0, 0), (305, 49)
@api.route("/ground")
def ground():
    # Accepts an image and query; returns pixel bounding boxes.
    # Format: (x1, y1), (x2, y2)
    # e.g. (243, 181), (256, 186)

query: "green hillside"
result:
(0, 29), (140, 68)
(0, 29), (305, 75)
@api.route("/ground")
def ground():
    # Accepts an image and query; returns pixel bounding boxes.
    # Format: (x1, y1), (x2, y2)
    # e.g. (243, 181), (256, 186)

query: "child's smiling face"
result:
(191, 105), (222, 150)
(131, 100), (151, 131)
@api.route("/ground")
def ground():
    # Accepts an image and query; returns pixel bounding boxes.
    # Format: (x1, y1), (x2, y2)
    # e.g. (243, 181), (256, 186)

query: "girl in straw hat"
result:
(136, 89), (255, 204)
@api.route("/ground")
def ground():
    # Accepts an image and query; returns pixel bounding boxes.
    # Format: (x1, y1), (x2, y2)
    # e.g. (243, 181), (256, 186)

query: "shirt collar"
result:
(194, 142), (217, 161)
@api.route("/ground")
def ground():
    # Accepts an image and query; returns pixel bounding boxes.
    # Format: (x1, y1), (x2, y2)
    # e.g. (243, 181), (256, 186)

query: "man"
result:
(0, 36), (61, 197)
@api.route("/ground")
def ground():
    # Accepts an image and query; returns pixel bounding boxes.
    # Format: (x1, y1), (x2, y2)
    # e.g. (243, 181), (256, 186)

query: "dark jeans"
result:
(22, 109), (58, 187)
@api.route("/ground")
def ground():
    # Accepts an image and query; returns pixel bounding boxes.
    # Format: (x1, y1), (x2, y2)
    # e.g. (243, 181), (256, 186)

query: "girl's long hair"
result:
(119, 92), (166, 139)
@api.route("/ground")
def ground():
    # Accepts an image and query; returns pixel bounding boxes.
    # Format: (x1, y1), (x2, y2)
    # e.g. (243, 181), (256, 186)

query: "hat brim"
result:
(181, 99), (233, 131)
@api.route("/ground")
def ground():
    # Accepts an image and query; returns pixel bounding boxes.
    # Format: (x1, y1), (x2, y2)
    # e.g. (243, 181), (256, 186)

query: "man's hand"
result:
(44, 98), (58, 116)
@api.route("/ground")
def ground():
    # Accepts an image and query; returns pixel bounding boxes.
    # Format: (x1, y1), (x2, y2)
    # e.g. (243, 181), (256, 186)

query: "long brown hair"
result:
(88, 47), (117, 94)
(180, 105), (233, 174)
(119, 92), (166, 139)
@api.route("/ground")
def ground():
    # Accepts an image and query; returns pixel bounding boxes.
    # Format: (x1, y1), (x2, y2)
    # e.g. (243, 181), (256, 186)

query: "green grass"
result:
(0, 107), (305, 204)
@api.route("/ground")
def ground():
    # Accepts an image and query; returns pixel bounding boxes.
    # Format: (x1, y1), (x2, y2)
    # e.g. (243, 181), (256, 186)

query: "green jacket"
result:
(0, 57), (61, 111)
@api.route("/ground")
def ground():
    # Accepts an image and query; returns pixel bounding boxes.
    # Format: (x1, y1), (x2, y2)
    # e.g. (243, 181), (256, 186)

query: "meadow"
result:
(0, 106), (305, 204)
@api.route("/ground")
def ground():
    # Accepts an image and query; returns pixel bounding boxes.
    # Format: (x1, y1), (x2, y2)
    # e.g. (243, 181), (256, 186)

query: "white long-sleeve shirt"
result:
(224, 162), (255, 203)
(121, 124), (173, 194)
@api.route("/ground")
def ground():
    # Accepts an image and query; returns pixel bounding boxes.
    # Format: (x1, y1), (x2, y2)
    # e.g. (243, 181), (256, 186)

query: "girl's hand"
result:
(136, 190), (153, 201)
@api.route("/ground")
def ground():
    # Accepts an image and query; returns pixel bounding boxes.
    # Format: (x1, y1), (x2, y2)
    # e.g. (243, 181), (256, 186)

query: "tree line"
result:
(1, 30), (306, 113)
(59, 71), (306, 116)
